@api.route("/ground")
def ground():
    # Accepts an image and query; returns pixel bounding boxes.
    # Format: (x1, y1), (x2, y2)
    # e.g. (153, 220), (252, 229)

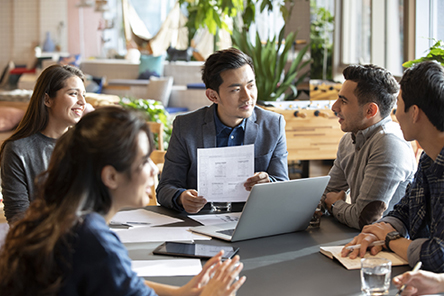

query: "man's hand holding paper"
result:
(244, 172), (270, 191)
(179, 189), (207, 214)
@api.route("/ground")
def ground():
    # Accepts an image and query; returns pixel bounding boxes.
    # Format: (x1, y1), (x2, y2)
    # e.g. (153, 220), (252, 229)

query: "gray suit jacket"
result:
(156, 104), (289, 211)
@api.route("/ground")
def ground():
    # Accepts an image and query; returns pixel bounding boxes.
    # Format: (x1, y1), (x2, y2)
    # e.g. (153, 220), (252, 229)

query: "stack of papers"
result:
(110, 209), (211, 243)
(111, 209), (182, 227)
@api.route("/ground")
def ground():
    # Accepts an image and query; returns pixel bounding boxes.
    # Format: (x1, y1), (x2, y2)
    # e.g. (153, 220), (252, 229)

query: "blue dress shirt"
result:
(214, 105), (246, 147)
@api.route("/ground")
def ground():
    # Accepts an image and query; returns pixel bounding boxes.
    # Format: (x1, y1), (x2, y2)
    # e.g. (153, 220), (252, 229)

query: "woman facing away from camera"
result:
(0, 107), (245, 296)
(0, 64), (87, 225)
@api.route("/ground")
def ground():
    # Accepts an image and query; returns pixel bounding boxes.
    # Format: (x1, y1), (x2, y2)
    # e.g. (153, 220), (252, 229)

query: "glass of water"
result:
(360, 257), (392, 295)
(211, 202), (232, 212)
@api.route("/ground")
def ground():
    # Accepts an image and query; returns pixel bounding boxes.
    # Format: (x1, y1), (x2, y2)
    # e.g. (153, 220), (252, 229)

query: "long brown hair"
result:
(0, 107), (153, 296)
(0, 64), (84, 163)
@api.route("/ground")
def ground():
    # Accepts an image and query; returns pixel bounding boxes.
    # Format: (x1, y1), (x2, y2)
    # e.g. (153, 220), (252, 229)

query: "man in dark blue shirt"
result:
(342, 61), (444, 272)
(156, 48), (289, 213)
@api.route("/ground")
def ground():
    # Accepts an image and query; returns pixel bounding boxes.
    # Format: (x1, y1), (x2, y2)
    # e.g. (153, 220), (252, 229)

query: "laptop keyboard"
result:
(217, 229), (235, 236)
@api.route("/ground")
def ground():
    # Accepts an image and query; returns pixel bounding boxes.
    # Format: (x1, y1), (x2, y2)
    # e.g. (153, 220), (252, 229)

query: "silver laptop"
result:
(189, 176), (330, 242)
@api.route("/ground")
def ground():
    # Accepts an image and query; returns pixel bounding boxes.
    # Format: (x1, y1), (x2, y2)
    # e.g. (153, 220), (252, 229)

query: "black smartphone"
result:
(153, 242), (239, 259)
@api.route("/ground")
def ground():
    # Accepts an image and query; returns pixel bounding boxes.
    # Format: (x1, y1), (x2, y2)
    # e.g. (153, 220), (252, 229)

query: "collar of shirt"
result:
(213, 105), (246, 147)
(351, 116), (392, 150)
(421, 146), (444, 178)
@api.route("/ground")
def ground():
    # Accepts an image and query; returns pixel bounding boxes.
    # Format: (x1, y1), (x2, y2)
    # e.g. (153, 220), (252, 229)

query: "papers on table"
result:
(188, 212), (241, 226)
(111, 209), (182, 227)
(197, 144), (254, 202)
(132, 259), (202, 277)
(110, 209), (213, 243)
(114, 226), (211, 243)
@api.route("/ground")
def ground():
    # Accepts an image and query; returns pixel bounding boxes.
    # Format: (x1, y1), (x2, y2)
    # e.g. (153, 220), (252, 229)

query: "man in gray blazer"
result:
(156, 48), (289, 213)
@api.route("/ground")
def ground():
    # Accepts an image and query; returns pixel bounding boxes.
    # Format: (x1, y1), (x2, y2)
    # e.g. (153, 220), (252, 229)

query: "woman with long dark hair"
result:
(0, 107), (245, 296)
(0, 64), (86, 224)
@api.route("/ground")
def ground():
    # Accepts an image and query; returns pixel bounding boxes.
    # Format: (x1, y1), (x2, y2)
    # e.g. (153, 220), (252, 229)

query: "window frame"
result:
(333, 0), (407, 80)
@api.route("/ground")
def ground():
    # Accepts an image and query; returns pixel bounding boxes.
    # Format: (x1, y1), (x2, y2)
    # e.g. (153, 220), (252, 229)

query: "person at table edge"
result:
(156, 47), (289, 213)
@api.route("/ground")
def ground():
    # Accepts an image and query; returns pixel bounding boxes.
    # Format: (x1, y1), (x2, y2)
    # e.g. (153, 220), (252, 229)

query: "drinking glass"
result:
(360, 257), (392, 295)
(211, 202), (232, 212)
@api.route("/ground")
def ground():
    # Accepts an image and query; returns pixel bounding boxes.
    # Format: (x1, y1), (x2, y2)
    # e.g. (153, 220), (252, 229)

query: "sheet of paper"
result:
(320, 246), (408, 270)
(198, 144), (254, 202)
(132, 259), (202, 277)
(111, 209), (183, 227)
(114, 226), (211, 243)
(188, 212), (242, 226)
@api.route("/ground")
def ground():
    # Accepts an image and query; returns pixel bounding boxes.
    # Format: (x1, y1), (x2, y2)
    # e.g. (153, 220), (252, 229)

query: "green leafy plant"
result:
(179, 0), (243, 39)
(120, 97), (172, 150)
(178, 0), (296, 38)
(402, 40), (444, 68)
(232, 25), (311, 101)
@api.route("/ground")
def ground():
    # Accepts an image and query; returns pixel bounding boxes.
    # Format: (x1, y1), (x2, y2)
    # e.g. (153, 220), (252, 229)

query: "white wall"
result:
(0, 0), (101, 69)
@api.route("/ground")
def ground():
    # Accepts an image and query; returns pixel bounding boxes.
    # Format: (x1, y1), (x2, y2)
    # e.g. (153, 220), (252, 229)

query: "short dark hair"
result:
(400, 60), (444, 131)
(202, 47), (254, 92)
(343, 64), (399, 118)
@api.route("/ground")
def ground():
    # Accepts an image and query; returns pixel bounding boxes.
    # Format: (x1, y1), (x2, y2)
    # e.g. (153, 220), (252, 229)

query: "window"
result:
(334, 0), (444, 80)
(415, 0), (444, 58)
(129, 0), (176, 37)
(334, 0), (404, 79)
(100, 0), (176, 57)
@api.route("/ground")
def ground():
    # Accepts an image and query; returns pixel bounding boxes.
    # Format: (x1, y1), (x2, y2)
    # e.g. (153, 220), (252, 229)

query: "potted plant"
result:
(120, 97), (172, 150)
(231, 25), (311, 102)
(402, 40), (444, 68)
(176, 0), (310, 102)
(178, 0), (296, 51)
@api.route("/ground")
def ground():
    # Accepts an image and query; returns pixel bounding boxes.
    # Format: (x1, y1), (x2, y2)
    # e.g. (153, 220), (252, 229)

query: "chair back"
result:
(146, 76), (173, 107)
(147, 121), (166, 205)
(148, 121), (164, 151)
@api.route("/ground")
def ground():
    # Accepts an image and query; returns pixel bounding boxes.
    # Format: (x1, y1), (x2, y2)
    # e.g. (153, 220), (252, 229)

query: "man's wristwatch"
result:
(329, 201), (339, 214)
(385, 231), (403, 252)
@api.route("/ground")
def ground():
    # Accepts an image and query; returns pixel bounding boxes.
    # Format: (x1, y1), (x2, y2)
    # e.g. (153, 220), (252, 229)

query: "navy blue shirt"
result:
(58, 213), (156, 296)
(214, 105), (246, 147)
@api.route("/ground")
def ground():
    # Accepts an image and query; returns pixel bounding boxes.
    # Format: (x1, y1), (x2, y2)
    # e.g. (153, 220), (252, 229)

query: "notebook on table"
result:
(319, 246), (408, 270)
(189, 176), (330, 242)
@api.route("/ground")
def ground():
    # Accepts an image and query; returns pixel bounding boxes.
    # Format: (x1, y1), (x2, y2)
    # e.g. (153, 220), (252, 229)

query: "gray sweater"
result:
(1, 133), (56, 224)
(321, 117), (417, 229)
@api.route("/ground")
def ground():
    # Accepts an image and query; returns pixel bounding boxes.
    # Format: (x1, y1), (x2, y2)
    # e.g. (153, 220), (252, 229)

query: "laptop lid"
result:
(189, 175), (330, 242)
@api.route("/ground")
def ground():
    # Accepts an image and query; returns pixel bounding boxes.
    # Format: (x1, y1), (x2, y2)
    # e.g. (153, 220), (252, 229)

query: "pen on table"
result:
(126, 221), (151, 225)
(345, 240), (385, 250)
(395, 261), (422, 296)
(109, 221), (132, 228)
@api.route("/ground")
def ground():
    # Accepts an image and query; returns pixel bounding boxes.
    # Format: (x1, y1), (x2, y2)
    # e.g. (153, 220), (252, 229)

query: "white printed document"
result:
(188, 212), (242, 226)
(113, 226), (211, 243)
(132, 259), (202, 277)
(197, 145), (254, 202)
